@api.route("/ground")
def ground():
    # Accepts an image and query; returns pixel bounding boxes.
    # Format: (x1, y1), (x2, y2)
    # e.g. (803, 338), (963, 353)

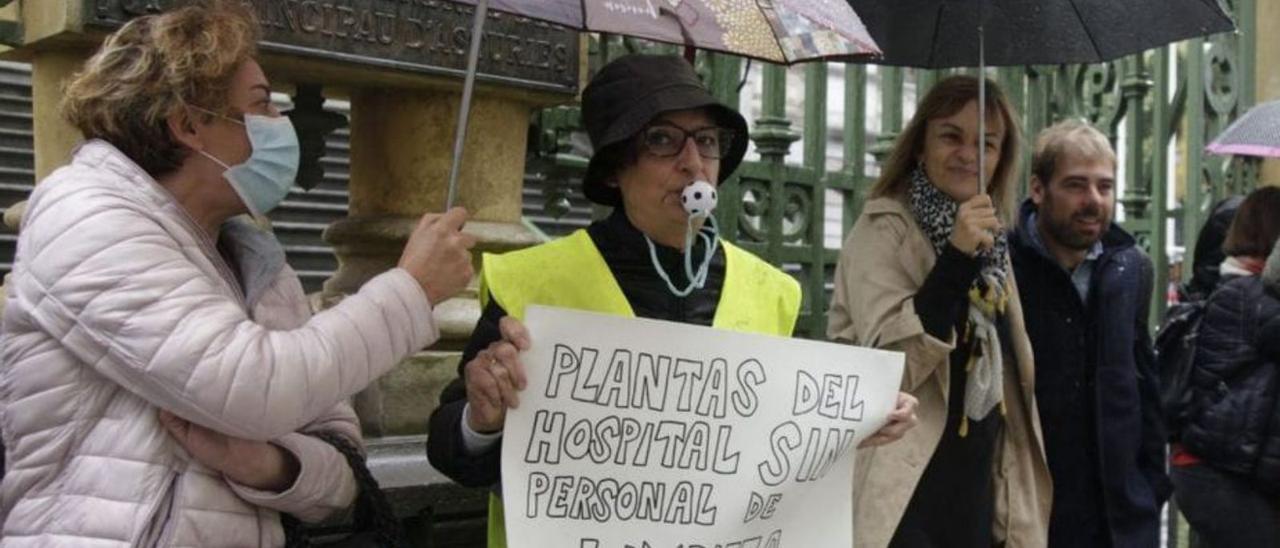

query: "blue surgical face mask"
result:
(195, 109), (300, 217)
(645, 180), (720, 297)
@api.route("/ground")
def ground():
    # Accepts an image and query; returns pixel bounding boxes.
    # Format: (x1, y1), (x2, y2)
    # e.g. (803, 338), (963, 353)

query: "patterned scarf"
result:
(907, 165), (1010, 435)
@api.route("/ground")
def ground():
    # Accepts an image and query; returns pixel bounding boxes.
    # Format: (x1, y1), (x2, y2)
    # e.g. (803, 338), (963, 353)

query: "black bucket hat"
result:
(580, 54), (750, 207)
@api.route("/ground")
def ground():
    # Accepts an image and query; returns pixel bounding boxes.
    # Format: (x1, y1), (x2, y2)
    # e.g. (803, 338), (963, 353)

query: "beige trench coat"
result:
(828, 196), (1052, 548)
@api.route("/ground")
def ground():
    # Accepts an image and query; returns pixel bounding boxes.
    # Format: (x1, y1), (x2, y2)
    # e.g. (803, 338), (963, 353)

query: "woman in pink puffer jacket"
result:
(0, 2), (475, 546)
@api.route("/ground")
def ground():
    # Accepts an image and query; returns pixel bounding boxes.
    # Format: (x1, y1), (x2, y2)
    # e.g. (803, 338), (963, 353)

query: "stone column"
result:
(1256, 0), (1280, 186)
(325, 87), (541, 437)
(2, 44), (89, 318)
(31, 51), (84, 181)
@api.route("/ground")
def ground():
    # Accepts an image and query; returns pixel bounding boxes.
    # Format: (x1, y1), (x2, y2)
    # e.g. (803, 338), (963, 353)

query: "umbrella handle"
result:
(738, 59), (753, 92)
(658, 5), (698, 65)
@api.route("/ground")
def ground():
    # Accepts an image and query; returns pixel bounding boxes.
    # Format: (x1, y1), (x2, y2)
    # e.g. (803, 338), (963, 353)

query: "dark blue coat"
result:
(1010, 200), (1171, 548)
(1181, 271), (1280, 490)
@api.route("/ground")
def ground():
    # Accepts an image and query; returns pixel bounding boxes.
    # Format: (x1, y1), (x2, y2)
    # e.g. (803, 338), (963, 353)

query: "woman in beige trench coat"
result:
(829, 76), (1051, 548)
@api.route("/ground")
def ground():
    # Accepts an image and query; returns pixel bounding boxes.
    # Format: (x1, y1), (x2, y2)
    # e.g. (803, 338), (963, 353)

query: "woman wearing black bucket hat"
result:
(426, 54), (918, 546)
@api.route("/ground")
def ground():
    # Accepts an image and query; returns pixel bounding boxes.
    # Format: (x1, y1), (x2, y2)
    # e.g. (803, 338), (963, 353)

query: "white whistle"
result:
(681, 180), (717, 219)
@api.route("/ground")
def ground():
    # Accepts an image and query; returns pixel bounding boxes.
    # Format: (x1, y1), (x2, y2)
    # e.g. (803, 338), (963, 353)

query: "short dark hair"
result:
(1223, 186), (1280, 258)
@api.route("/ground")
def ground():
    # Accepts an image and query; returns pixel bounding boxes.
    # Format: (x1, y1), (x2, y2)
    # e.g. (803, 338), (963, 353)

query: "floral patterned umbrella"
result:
(477, 0), (882, 65)
(445, 0), (883, 208)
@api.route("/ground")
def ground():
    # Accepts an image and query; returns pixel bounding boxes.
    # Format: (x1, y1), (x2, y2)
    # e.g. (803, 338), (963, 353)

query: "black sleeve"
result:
(1133, 256), (1173, 502)
(913, 244), (982, 339)
(425, 297), (508, 488)
(1257, 309), (1280, 362)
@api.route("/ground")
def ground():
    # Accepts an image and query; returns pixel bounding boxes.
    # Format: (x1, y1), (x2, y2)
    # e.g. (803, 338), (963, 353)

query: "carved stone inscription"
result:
(88, 0), (580, 93)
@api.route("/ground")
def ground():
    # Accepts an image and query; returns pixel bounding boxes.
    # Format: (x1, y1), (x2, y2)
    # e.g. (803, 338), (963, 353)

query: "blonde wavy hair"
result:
(62, 0), (259, 178)
(871, 75), (1022, 221)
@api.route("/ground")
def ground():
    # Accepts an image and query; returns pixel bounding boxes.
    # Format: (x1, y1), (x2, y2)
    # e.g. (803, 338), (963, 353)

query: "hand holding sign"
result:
(465, 316), (532, 433)
(858, 392), (919, 448)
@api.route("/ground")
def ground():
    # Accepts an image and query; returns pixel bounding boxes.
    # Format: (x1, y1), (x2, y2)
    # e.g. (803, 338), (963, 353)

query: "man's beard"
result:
(1041, 200), (1109, 251)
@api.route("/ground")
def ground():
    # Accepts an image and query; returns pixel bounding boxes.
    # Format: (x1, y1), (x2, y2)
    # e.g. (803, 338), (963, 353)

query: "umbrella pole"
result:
(445, 0), (490, 211)
(978, 21), (986, 196)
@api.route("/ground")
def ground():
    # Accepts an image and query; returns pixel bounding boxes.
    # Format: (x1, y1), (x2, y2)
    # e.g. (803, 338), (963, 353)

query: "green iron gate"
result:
(526, 0), (1259, 339)
(524, 5), (1258, 547)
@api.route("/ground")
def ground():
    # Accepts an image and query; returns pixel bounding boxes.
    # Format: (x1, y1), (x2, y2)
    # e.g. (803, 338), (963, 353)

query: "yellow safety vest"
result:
(477, 229), (801, 547)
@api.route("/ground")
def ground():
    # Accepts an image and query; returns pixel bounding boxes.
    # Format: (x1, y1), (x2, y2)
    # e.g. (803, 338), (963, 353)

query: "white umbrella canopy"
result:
(1206, 99), (1280, 158)
(472, 0), (882, 65)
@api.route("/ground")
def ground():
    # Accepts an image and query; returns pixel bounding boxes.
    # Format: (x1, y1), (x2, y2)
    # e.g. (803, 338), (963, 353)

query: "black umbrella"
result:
(846, 0), (1235, 192)
(847, 0), (1234, 68)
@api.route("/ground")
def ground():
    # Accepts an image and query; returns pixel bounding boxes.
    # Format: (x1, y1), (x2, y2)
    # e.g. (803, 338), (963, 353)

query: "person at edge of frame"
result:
(0, 2), (475, 547)
(1172, 187), (1280, 548)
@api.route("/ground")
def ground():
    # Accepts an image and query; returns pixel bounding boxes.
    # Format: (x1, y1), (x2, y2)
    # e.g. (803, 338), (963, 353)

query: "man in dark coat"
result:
(1010, 120), (1171, 548)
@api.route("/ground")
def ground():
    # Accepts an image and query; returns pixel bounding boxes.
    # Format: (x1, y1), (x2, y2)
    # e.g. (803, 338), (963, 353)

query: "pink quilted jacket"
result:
(0, 140), (438, 546)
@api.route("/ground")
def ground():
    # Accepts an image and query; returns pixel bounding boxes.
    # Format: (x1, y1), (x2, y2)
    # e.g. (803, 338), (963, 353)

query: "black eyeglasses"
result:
(638, 124), (736, 159)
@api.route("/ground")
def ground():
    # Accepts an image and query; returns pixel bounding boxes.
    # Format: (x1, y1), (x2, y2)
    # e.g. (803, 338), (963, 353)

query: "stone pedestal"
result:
(322, 87), (545, 437)
(347, 89), (529, 221)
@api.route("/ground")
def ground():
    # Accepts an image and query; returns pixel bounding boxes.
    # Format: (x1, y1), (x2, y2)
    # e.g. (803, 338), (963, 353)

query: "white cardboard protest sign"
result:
(501, 306), (905, 548)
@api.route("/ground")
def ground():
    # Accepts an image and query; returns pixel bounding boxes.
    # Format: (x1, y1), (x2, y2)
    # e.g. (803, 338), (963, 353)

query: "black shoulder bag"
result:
(281, 431), (407, 548)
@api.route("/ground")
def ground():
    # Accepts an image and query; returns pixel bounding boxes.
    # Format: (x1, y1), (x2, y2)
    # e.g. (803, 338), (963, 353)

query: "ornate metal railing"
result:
(525, 8), (1259, 545)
